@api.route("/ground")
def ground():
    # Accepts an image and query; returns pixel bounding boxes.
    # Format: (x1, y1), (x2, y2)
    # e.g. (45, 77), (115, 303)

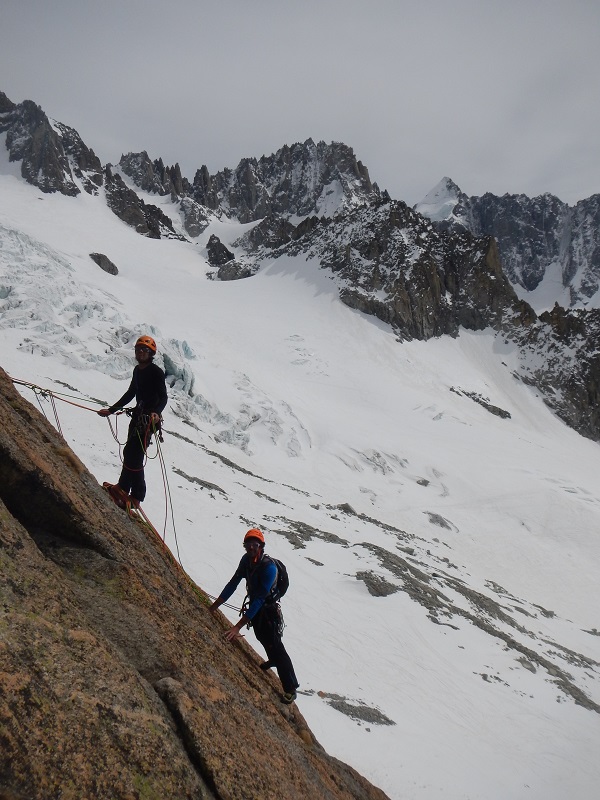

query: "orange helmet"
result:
(135, 335), (157, 354)
(244, 528), (265, 545)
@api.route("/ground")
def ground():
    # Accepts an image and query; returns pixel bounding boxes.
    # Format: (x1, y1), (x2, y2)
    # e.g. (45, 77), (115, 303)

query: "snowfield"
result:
(1, 157), (600, 800)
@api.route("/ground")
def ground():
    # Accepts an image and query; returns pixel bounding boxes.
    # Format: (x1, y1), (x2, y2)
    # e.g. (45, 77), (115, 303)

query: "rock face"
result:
(89, 252), (118, 275)
(53, 121), (104, 196)
(3, 89), (599, 442)
(191, 139), (381, 222)
(0, 91), (102, 196)
(206, 233), (234, 267)
(272, 198), (534, 340)
(104, 166), (187, 240)
(237, 213), (300, 252)
(179, 196), (212, 237)
(119, 151), (190, 198)
(0, 368), (389, 800)
(568, 196), (600, 302)
(415, 177), (600, 306)
(516, 304), (600, 441)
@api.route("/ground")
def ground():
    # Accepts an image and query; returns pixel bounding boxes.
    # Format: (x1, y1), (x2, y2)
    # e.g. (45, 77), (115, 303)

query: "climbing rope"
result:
(126, 499), (240, 612)
(8, 373), (239, 612)
(10, 378), (74, 436)
(106, 411), (160, 469)
(10, 377), (101, 415)
(8, 373), (174, 534)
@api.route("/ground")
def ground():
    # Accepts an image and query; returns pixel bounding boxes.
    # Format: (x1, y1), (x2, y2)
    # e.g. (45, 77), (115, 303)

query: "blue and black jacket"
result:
(219, 552), (277, 621)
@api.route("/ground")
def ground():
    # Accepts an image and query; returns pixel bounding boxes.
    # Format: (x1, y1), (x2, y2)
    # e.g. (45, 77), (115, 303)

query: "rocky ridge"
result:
(245, 198), (533, 340)
(117, 139), (382, 224)
(232, 198), (600, 439)
(2, 89), (600, 440)
(104, 164), (187, 241)
(0, 91), (101, 197)
(188, 139), (381, 223)
(119, 150), (190, 198)
(0, 367), (389, 800)
(415, 177), (600, 307)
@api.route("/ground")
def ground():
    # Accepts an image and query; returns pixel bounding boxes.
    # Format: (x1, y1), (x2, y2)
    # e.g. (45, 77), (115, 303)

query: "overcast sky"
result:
(1, 0), (599, 205)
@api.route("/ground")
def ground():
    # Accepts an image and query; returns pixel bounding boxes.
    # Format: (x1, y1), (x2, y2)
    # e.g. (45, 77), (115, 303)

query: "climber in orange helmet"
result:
(98, 335), (167, 508)
(209, 528), (299, 704)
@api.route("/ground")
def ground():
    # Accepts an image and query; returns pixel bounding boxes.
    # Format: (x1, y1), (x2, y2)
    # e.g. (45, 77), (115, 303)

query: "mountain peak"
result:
(0, 93), (102, 196)
(0, 90), (16, 113)
(119, 151), (188, 197)
(413, 177), (465, 222)
(192, 139), (381, 222)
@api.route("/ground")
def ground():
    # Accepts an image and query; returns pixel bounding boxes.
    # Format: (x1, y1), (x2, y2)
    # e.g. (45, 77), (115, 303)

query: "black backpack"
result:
(268, 556), (289, 601)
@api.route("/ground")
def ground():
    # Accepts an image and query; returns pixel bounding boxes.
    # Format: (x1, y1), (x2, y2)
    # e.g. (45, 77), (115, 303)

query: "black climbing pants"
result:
(252, 603), (299, 694)
(118, 417), (150, 502)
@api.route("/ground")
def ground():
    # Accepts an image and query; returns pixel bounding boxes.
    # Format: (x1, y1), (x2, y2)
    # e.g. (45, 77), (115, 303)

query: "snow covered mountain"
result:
(4, 89), (599, 442)
(415, 177), (600, 311)
(119, 139), (381, 223)
(1, 91), (600, 800)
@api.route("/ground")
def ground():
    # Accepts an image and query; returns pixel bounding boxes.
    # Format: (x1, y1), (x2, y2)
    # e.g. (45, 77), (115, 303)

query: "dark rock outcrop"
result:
(104, 166), (150, 234)
(191, 140), (381, 222)
(206, 234), (257, 280)
(0, 367), (389, 800)
(179, 196), (211, 238)
(216, 261), (256, 281)
(416, 178), (600, 306)
(516, 304), (600, 440)
(0, 91), (16, 113)
(206, 234), (234, 267)
(277, 198), (533, 340)
(0, 91), (102, 196)
(104, 165), (187, 240)
(237, 213), (300, 252)
(89, 252), (118, 275)
(119, 151), (190, 198)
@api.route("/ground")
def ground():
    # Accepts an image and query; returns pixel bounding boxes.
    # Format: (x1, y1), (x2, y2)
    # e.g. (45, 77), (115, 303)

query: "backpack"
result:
(267, 556), (289, 601)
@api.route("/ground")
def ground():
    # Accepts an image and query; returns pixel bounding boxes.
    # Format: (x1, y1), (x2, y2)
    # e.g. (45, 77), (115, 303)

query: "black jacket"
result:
(108, 363), (167, 416)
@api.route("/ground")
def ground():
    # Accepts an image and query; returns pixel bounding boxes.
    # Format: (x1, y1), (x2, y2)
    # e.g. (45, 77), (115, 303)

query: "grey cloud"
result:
(0, 0), (598, 205)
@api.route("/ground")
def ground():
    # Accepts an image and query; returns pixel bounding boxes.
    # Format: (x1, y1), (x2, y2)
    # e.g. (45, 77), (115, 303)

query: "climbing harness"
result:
(106, 409), (162, 474)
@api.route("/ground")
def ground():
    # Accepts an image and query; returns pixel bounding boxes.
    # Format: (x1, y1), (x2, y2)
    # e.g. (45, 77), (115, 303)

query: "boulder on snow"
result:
(89, 252), (118, 275)
(206, 233), (235, 267)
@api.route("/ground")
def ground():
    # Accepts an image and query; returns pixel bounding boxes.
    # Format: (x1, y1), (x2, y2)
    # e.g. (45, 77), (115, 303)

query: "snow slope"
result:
(1, 158), (600, 800)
